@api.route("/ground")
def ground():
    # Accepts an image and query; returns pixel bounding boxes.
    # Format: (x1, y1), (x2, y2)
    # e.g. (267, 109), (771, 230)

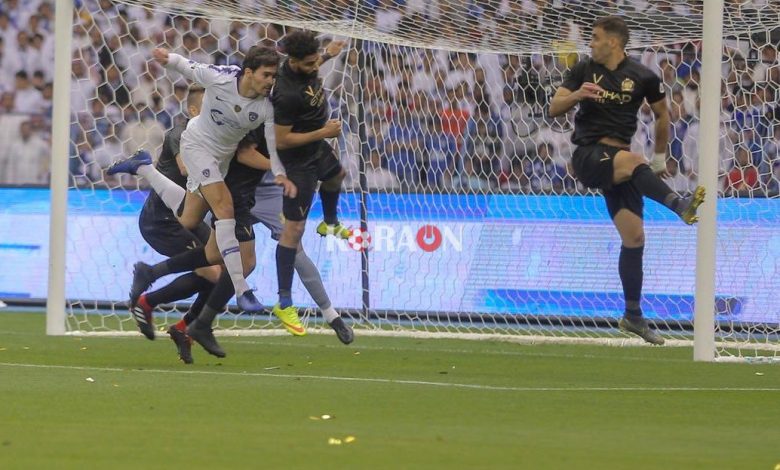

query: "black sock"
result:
(145, 272), (212, 307)
(619, 245), (644, 317)
(276, 244), (297, 307)
(196, 271), (234, 326)
(151, 247), (210, 278)
(184, 283), (214, 324)
(631, 164), (681, 212)
(319, 189), (340, 225)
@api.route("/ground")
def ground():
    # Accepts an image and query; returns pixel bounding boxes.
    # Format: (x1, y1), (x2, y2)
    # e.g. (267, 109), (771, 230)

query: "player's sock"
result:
(145, 272), (213, 307)
(136, 165), (185, 212)
(319, 189), (340, 225)
(183, 283), (214, 324)
(294, 250), (337, 321)
(619, 245), (644, 317)
(194, 271), (234, 327)
(631, 164), (682, 212)
(150, 247), (209, 279)
(276, 244), (297, 308)
(214, 219), (250, 295)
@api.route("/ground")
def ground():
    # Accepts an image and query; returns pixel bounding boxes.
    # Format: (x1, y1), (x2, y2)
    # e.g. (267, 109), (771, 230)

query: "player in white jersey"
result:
(108, 45), (294, 313)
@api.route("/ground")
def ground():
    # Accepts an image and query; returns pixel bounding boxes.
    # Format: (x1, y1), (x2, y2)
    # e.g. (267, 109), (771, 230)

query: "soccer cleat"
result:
(679, 186), (706, 225)
(131, 294), (155, 340)
(272, 304), (306, 336)
(167, 325), (193, 364)
(129, 262), (155, 308)
(619, 315), (665, 345)
(106, 149), (152, 175)
(328, 317), (354, 345)
(186, 321), (226, 358)
(316, 221), (351, 240)
(236, 290), (264, 313)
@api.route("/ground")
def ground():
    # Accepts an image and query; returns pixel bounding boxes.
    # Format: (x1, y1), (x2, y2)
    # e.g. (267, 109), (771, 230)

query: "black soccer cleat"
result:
(129, 262), (155, 308)
(167, 325), (193, 364)
(618, 314), (665, 345)
(328, 317), (354, 345)
(131, 294), (155, 340)
(186, 321), (226, 358)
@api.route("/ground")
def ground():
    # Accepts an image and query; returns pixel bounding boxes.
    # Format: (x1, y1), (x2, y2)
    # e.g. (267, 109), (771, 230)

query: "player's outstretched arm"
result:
(320, 40), (346, 65)
(548, 82), (603, 117)
(152, 47), (170, 66)
(155, 48), (222, 87)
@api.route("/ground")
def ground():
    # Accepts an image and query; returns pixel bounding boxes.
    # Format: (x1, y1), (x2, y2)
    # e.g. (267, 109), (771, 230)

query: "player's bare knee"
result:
(195, 265), (221, 284)
(622, 232), (645, 248)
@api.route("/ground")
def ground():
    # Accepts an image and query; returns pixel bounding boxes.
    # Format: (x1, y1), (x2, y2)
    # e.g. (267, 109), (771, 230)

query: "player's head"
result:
(590, 16), (629, 64)
(186, 84), (205, 118)
(281, 29), (320, 77)
(241, 45), (280, 97)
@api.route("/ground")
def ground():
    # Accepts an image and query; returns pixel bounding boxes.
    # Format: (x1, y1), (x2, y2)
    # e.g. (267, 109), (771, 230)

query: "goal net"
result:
(43, 0), (779, 359)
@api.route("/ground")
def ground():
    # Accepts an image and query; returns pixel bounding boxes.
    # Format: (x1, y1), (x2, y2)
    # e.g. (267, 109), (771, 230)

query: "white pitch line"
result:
(0, 362), (778, 392)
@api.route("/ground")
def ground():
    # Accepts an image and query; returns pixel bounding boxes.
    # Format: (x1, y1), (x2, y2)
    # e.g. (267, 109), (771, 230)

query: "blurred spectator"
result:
(450, 156), (491, 192)
(724, 145), (760, 195)
(12, 71), (46, 114)
(366, 149), (400, 190)
(527, 142), (570, 194)
(2, 121), (49, 184)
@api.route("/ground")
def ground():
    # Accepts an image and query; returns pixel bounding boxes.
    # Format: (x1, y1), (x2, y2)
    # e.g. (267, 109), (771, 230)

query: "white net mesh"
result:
(31, 0), (778, 358)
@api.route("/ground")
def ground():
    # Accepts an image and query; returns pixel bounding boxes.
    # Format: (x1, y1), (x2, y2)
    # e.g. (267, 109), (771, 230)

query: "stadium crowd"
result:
(0, 0), (778, 198)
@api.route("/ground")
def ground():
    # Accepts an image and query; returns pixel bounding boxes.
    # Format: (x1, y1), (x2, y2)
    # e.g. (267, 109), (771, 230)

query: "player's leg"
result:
(187, 234), (257, 357)
(295, 246), (353, 344)
(107, 150), (201, 227)
(605, 187), (664, 346)
(251, 190), (352, 343)
(315, 144), (351, 239)
(133, 214), (214, 339)
(272, 170), (316, 335)
(612, 149), (704, 224)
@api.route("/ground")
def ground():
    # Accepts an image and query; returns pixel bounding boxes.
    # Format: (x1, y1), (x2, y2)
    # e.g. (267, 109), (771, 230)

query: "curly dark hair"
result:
(281, 29), (319, 60)
(242, 45), (280, 71)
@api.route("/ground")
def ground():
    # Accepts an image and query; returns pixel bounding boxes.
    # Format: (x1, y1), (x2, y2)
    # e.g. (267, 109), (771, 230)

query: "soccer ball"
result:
(347, 228), (372, 252)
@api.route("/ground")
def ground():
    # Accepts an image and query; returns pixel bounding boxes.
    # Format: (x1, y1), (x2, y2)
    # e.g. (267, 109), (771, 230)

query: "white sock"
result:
(137, 165), (185, 213)
(321, 306), (339, 323)
(214, 219), (249, 295)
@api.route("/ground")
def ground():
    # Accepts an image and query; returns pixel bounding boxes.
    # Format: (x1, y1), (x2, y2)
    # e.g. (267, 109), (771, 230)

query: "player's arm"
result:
(274, 120), (341, 150)
(153, 48), (222, 87)
(319, 40), (346, 65)
(649, 97), (671, 177)
(645, 72), (670, 176)
(236, 142), (271, 170)
(175, 154), (188, 176)
(548, 83), (603, 117)
(548, 59), (602, 117)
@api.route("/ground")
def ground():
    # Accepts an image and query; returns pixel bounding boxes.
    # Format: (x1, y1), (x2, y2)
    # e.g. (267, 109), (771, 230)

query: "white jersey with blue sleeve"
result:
(164, 53), (279, 189)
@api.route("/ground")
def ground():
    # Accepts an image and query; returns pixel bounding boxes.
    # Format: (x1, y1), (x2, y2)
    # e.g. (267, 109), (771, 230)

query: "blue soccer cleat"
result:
(236, 290), (264, 313)
(106, 149), (152, 176)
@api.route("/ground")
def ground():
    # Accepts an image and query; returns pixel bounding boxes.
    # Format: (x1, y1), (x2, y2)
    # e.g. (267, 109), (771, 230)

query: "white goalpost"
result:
(43, 0), (779, 362)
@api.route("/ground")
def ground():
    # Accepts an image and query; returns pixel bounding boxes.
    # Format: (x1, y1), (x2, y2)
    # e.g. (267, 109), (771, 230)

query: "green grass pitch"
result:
(0, 311), (778, 469)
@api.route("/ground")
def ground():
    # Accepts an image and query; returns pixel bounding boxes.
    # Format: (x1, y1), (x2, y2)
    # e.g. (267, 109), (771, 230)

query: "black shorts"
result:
(210, 206), (256, 243)
(282, 142), (343, 222)
(571, 143), (622, 191)
(139, 210), (211, 258)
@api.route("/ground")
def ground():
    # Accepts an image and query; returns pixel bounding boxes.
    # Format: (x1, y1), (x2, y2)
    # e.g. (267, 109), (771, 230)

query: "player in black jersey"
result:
(270, 30), (348, 325)
(549, 16), (705, 345)
(129, 85), (221, 340)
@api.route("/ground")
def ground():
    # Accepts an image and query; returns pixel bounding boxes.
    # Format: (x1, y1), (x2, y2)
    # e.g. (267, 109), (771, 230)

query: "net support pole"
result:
(47, 0), (73, 335)
(693, 0), (723, 361)
(356, 40), (371, 321)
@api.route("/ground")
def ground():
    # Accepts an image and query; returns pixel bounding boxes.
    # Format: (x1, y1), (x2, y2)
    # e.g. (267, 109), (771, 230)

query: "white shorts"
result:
(180, 135), (233, 193)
